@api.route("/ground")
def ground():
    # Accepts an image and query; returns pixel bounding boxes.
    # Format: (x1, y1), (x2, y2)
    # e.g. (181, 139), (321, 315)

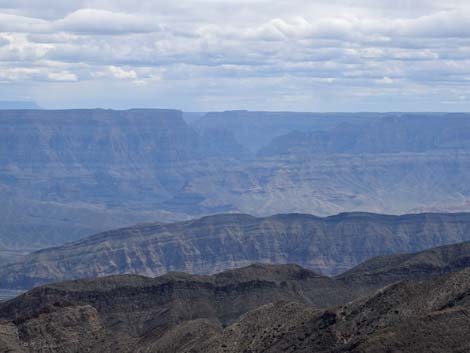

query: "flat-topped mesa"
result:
(2, 212), (470, 290)
(0, 108), (183, 120)
(0, 108), (203, 164)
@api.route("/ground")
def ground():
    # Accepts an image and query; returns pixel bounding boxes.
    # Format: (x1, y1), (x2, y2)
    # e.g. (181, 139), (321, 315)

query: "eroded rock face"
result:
(3, 212), (470, 290)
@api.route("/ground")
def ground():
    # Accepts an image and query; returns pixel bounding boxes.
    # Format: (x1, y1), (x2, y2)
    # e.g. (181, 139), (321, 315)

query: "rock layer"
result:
(2, 212), (470, 289)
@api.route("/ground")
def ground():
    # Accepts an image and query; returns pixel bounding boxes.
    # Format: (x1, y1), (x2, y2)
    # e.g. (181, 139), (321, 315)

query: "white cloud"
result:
(0, 12), (49, 32)
(376, 76), (395, 85)
(398, 10), (470, 38)
(0, 67), (41, 81)
(1, 0), (470, 110)
(47, 71), (78, 81)
(108, 66), (137, 79)
(54, 9), (162, 34)
(0, 8), (161, 35)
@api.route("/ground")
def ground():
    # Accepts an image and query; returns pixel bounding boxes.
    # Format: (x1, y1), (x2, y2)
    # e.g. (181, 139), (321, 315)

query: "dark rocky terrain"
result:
(3, 239), (470, 352)
(2, 212), (470, 290)
(2, 109), (470, 256)
(0, 264), (345, 353)
(198, 269), (470, 353)
(338, 239), (470, 284)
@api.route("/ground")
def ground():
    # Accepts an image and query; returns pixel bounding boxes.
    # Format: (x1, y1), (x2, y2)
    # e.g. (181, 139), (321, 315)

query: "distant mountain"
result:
(2, 212), (470, 290)
(259, 114), (470, 156)
(182, 112), (206, 124)
(0, 101), (40, 109)
(3, 240), (470, 352)
(0, 109), (244, 250)
(193, 110), (377, 152)
(3, 110), (470, 253)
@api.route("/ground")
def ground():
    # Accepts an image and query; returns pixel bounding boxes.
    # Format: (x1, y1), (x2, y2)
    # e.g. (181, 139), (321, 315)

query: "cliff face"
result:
(2, 212), (470, 290)
(0, 109), (244, 250)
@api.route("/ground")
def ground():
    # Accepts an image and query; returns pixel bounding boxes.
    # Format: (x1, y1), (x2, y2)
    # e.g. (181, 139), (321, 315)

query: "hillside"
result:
(197, 268), (470, 353)
(3, 241), (470, 352)
(2, 212), (470, 290)
(0, 264), (346, 352)
(338, 239), (470, 284)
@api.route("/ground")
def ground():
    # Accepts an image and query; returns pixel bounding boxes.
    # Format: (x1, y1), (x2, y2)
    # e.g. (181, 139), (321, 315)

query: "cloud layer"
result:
(1, 0), (470, 111)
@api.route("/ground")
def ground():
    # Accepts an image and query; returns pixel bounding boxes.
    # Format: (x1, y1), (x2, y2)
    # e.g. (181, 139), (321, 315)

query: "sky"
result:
(1, 0), (470, 111)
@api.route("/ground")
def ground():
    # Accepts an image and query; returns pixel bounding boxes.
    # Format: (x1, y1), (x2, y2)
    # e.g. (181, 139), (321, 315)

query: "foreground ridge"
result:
(3, 239), (470, 352)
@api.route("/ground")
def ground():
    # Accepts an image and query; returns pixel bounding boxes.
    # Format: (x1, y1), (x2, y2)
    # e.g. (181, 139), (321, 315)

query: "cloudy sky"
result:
(1, 0), (470, 111)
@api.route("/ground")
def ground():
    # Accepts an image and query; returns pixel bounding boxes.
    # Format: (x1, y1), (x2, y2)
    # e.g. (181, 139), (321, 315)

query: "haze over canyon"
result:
(1, 109), (470, 259)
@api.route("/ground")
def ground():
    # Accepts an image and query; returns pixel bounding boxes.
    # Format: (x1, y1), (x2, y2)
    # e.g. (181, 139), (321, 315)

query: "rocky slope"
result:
(339, 240), (470, 284)
(0, 264), (348, 353)
(197, 269), (470, 353)
(3, 240), (470, 353)
(2, 212), (470, 290)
